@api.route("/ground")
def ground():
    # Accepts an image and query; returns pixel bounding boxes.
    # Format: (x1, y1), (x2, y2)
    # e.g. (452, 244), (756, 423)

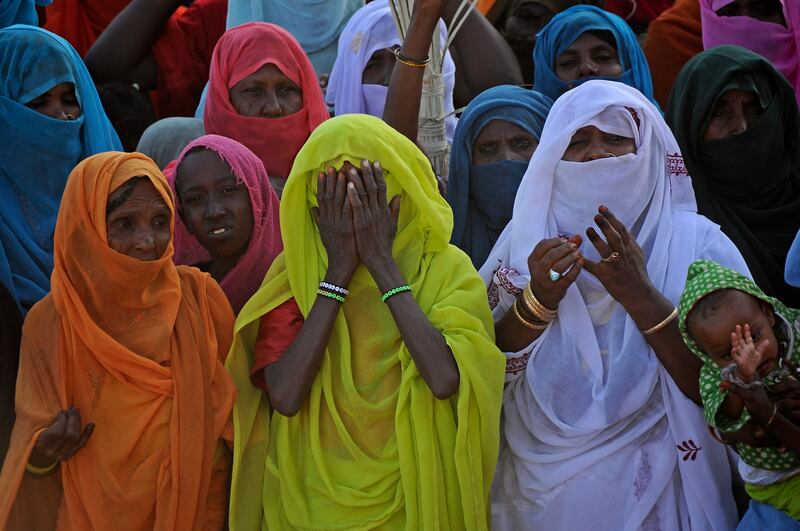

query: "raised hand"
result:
(345, 160), (401, 273)
(730, 324), (769, 381)
(582, 206), (653, 308)
(312, 166), (360, 283)
(526, 235), (583, 311)
(30, 407), (95, 469)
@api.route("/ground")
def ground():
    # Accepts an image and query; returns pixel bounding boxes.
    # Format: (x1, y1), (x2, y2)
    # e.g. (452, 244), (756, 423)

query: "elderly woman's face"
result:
(106, 179), (171, 261)
(25, 82), (82, 120)
(716, 0), (786, 26)
(229, 63), (303, 118)
(472, 120), (538, 165)
(703, 89), (764, 142)
(555, 32), (623, 85)
(562, 125), (636, 162)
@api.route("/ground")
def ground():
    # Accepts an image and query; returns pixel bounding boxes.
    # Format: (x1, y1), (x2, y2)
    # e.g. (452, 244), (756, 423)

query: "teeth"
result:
(212, 228), (227, 235)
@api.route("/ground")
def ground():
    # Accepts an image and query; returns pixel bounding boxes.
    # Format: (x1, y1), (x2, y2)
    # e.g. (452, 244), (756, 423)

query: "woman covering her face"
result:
(225, 114), (505, 530)
(700, 0), (800, 107)
(169, 134), (283, 315)
(0, 25), (121, 315)
(666, 45), (800, 305)
(205, 22), (329, 195)
(0, 153), (236, 530)
(325, 0), (458, 140)
(485, 80), (746, 530)
(533, 5), (657, 105)
(447, 85), (552, 268)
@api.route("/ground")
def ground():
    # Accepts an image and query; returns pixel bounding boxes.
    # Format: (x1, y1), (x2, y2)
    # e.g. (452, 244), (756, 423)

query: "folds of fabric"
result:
(700, 0), (800, 108)
(447, 85), (552, 269)
(325, 0), (458, 141)
(0, 0), (51, 28)
(0, 152), (236, 531)
(44, 0), (130, 56)
(205, 22), (329, 180)
(533, 5), (658, 105)
(151, 0), (227, 119)
(136, 117), (206, 170)
(166, 134), (283, 314)
(666, 45), (800, 305)
(643, 0), (703, 108)
(225, 0), (362, 76)
(481, 80), (741, 530)
(0, 25), (120, 314)
(226, 114), (505, 530)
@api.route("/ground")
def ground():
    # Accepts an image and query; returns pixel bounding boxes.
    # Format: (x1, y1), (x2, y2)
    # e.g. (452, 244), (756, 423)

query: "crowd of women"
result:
(0, 0), (799, 529)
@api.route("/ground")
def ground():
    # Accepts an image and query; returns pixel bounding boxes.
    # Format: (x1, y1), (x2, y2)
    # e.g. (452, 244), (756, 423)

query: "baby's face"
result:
(688, 291), (779, 377)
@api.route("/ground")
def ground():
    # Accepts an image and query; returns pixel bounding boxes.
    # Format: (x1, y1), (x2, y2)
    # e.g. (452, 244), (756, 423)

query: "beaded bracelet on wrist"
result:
(320, 281), (349, 296)
(381, 284), (412, 303)
(317, 289), (346, 304)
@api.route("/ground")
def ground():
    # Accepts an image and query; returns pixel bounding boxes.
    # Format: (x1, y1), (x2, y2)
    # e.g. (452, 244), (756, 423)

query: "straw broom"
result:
(388, 0), (477, 185)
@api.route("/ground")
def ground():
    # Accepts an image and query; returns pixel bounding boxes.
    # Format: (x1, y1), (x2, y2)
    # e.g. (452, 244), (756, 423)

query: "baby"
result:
(679, 260), (800, 521)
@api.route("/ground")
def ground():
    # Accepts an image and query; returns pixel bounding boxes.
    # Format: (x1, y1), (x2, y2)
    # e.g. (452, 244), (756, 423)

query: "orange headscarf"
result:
(44, 0), (131, 56)
(205, 22), (330, 180)
(0, 152), (236, 531)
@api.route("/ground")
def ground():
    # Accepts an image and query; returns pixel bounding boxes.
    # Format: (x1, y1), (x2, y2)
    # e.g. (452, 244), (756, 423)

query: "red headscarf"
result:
(205, 22), (329, 179)
(167, 134), (283, 315)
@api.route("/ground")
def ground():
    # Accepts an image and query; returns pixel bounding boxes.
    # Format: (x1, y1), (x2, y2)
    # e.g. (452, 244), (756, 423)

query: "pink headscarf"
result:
(166, 134), (283, 314)
(205, 22), (330, 179)
(700, 0), (800, 107)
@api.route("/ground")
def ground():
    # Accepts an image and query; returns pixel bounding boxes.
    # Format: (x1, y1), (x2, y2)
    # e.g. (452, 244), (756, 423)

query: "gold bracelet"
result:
(512, 299), (548, 331)
(26, 459), (58, 475)
(763, 404), (779, 430)
(641, 306), (678, 336)
(392, 47), (430, 68)
(522, 284), (558, 322)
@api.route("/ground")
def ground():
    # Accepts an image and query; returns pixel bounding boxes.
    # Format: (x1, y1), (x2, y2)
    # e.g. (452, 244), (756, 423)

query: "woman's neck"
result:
(208, 254), (241, 283)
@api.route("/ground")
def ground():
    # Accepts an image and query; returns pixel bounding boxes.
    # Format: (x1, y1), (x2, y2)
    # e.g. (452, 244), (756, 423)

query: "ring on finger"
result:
(602, 251), (621, 263)
(548, 269), (562, 282)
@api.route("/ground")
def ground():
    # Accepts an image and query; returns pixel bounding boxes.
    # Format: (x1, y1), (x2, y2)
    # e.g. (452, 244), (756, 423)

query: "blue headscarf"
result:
(787, 230), (800, 287)
(0, 25), (121, 313)
(447, 85), (552, 269)
(0, 0), (50, 28)
(533, 5), (657, 105)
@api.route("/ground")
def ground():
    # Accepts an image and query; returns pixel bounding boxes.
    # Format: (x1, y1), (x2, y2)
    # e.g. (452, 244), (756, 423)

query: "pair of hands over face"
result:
(313, 160), (402, 279)
(527, 206), (653, 311)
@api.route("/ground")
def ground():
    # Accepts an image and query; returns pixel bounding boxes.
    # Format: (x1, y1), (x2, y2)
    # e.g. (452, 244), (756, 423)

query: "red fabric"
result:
(152, 0), (227, 118)
(44, 0), (130, 56)
(604, 0), (674, 26)
(643, 0), (702, 108)
(250, 298), (304, 391)
(205, 22), (330, 179)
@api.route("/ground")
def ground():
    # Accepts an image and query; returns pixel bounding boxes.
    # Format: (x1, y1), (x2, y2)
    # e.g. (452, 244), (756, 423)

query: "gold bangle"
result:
(763, 404), (779, 430)
(522, 284), (558, 322)
(392, 47), (430, 68)
(641, 307), (678, 336)
(512, 299), (548, 330)
(26, 459), (58, 475)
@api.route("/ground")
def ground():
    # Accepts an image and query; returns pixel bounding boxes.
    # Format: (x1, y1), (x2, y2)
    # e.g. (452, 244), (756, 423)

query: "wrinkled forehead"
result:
(577, 106), (640, 145)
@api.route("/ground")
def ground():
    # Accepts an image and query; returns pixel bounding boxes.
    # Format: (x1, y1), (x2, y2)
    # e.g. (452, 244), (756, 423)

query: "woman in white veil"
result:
(483, 79), (746, 530)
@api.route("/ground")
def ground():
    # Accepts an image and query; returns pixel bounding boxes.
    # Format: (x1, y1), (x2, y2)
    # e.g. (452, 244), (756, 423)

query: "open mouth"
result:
(207, 226), (233, 236)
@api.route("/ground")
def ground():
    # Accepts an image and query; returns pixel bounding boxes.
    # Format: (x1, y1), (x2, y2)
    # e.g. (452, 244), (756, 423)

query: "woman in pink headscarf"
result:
(700, 0), (800, 107)
(205, 22), (329, 196)
(169, 134), (283, 314)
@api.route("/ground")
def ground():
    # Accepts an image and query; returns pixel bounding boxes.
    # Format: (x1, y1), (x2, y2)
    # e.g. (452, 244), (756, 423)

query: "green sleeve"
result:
(699, 362), (751, 432)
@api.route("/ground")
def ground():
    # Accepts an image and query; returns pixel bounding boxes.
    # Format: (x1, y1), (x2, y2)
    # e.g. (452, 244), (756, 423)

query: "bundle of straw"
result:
(388, 0), (477, 185)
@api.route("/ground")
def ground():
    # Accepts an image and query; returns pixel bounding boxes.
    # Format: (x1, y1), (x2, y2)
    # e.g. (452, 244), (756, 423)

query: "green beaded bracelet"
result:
(381, 284), (411, 303)
(317, 289), (346, 303)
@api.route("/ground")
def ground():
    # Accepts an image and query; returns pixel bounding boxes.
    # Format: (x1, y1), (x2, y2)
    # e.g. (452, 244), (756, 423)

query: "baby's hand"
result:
(730, 324), (768, 382)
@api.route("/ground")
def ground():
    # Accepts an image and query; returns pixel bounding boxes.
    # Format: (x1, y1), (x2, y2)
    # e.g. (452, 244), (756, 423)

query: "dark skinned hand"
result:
(718, 378), (799, 447)
(312, 166), (360, 280)
(345, 160), (402, 272)
(526, 234), (583, 311)
(771, 377), (800, 424)
(582, 206), (654, 308)
(30, 407), (95, 469)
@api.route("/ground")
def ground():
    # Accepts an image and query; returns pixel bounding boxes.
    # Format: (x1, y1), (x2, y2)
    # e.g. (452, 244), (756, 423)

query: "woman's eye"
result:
(513, 139), (532, 150)
(557, 59), (576, 68)
(608, 135), (625, 142)
(185, 194), (203, 205)
(221, 185), (238, 194)
(27, 97), (44, 108)
(153, 216), (168, 228)
(567, 138), (585, 149)
(246, 86), (261, 94)
(114, 218), (132, 230)
(477, 143), (497, 154)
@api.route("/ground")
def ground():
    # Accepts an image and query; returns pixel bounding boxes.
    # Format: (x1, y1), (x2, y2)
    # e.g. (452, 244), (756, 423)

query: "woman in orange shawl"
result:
(0, 152), (237, 531)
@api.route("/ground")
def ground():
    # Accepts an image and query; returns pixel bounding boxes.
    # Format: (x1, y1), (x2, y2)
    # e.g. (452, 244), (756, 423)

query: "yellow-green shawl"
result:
(225, 114), (506, 530)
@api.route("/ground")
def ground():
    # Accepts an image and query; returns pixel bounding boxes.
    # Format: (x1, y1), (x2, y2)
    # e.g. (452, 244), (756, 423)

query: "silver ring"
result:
(548, 269), (562, 282)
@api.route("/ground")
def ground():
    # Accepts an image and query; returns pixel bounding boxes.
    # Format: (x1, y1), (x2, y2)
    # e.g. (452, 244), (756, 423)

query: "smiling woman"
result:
(168, 134), (282, 314)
